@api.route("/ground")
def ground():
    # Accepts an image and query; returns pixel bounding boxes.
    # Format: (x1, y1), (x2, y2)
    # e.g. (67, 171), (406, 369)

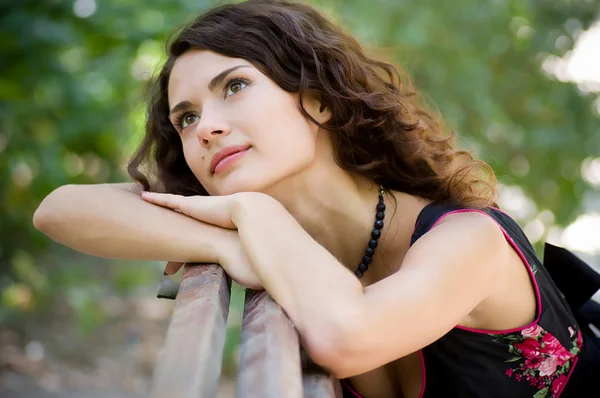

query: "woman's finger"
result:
(164, 261), (184, 275)
(141, 192), (184, 211)
(142, 192), (201, 219)
(141, 192), (236, 229)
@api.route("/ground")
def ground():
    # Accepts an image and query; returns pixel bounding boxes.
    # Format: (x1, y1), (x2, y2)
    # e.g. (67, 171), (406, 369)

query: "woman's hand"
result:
(140, 191), (274, 229)
(163, 261), (185, 276)
(141, 191), (269, 290)
(163, 230), (263, 290)
(216, 229), (264, 290)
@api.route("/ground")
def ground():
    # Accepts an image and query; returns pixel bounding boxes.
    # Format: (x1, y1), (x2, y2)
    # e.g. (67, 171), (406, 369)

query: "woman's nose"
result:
(194, 112), (231, 148)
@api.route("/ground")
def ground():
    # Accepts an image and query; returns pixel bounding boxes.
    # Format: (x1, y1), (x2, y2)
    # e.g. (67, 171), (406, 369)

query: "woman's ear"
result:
(303, 92), (332, 124)
(316, 101), (332, 124)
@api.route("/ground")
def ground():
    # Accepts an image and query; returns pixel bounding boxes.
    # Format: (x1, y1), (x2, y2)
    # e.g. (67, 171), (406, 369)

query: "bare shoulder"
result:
(429, 209), (505, 243)
(404, 209), (509, 275)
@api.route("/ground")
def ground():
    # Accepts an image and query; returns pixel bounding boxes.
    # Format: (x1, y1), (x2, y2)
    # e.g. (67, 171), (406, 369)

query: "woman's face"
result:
(168, 50), (328, 196)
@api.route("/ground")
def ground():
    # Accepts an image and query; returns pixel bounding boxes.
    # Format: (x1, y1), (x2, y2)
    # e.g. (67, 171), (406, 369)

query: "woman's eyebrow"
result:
(207, 64), (251, 91)
(169, 65), (252, 117)
(169, 100), (193, 118)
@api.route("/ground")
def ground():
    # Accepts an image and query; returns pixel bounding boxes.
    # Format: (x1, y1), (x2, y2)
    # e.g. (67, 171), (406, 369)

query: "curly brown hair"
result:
(128, 0), (497, 208)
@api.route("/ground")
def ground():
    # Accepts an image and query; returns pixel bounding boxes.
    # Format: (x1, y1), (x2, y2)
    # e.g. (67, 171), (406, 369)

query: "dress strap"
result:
(410, 202), (462, 246)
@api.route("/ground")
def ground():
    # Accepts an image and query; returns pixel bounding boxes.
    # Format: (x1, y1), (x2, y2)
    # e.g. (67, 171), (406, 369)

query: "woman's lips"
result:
(211, 146), (251, 175)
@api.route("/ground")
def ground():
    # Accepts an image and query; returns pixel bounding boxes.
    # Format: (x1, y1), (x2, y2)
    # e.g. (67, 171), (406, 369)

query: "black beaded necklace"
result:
(354, 186), (385, 278)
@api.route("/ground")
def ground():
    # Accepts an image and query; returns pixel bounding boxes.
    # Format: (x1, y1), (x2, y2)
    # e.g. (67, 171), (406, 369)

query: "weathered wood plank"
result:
(301, 349), (343, 398)
(150, 264), (231, 398)
(236, 289), (303, 398)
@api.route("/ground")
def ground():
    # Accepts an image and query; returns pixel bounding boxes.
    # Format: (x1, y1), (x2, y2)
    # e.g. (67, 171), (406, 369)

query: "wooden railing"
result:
(151, 263), (343, 398)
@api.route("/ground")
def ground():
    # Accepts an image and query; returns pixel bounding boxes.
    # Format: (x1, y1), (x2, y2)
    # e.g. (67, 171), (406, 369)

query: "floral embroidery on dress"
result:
(492, 324), (582, 397)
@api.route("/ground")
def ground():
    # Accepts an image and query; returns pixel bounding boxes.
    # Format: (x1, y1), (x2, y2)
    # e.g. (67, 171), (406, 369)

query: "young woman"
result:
(33, 1), (599, 397)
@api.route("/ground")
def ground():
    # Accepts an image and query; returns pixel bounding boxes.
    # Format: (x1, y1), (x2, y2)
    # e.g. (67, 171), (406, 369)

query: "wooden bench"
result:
(152, 263), (343, 398)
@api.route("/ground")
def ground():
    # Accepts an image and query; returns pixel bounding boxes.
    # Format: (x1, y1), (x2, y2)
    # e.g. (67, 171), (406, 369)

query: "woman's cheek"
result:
(182, 145), (207, 176)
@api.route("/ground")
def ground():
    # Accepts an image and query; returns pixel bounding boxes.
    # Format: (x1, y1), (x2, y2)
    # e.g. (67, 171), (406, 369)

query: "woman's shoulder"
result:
(410, 201), (529, 250)
(413, 201), (519, 233)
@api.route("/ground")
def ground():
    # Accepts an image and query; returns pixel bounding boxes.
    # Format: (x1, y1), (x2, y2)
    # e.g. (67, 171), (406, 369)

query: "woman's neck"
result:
(266, 167), (428, 284)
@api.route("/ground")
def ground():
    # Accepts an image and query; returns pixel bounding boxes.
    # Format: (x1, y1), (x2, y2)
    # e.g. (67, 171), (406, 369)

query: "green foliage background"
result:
(1, 0), (599, 373)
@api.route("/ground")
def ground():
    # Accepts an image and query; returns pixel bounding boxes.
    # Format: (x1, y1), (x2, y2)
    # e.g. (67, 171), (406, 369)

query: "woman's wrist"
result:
(208, 227), (240, 263)
(230, 191), (284, 229)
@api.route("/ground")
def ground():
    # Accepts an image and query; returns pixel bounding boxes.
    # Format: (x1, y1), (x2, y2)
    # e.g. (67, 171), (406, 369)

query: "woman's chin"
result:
(211, 174), (273, 196)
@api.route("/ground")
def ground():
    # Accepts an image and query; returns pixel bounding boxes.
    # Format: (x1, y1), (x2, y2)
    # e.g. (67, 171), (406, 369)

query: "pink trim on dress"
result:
(489, 206), (508, 214)
(341, 379), (364, 398)
(429, 209), (543, 334)
(418, 349), (427, 398)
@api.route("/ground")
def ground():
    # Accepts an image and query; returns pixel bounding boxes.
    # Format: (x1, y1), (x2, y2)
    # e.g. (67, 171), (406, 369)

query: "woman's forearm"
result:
(232, 195), (364, 363)
(33, 183), (229, 262)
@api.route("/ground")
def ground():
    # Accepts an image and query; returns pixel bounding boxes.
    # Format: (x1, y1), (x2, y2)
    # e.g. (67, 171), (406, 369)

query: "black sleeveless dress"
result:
(342, 202), (600, 398)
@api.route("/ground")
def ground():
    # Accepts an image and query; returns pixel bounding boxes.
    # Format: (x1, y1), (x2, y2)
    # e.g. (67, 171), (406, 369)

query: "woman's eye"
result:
(181, 114), (198, 129)
(225, 80), (248, 97)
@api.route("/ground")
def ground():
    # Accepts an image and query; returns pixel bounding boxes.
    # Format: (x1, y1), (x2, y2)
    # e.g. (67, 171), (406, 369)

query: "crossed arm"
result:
(140, 191), (507, 378)
(34, 185), (506, 377)
(32, 183), (240, 270)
